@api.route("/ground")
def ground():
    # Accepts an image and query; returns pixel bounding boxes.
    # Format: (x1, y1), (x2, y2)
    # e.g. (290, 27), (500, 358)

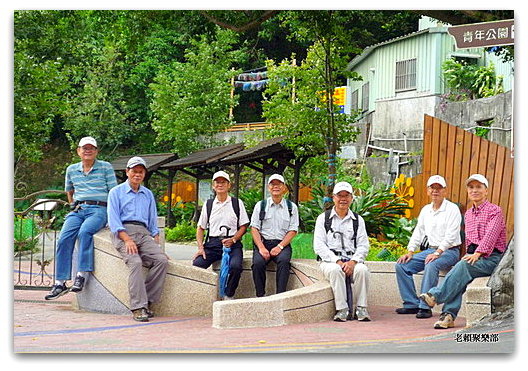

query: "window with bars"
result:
(395, 58), (417, 92)
(361, 82), (369, 112)
(350, 89), (359, 111)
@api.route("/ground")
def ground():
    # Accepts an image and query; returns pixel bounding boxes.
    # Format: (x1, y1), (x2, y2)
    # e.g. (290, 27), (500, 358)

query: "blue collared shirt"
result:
(107, 180), (159, 237)
(65, 160), (117, 202)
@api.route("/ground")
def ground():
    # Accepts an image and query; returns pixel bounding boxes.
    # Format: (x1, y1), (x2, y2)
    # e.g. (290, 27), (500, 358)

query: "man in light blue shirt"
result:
(45, 137), (117, 300)
(250, 174), (299, 297)
(107, 156), (168, 322)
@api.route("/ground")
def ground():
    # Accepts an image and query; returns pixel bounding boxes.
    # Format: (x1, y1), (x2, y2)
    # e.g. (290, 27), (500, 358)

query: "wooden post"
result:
(166, 169), (176, 228)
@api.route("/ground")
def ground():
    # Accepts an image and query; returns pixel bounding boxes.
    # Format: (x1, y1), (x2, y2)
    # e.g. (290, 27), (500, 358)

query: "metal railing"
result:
(14, 190), (69, 290)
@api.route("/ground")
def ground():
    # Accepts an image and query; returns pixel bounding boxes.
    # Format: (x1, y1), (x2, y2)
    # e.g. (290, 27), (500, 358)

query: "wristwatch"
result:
(278, 244), (284, 250)
(433, 251), (441, 256)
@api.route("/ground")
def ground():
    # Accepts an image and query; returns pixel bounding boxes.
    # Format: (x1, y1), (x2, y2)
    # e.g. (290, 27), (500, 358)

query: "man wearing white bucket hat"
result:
(313, 181), (371, 322)
(395, 175), (462, 319)
(250, 174), (299, 297)
(420, 174), (507, 329)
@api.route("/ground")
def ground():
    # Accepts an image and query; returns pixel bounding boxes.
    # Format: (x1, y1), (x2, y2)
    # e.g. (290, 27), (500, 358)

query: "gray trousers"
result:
(112, 224), (168, 311)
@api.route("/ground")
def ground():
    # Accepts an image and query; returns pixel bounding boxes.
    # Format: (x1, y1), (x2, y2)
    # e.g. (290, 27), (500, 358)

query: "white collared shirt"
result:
(313, 208), (370, 264)
(198, 196), (249, 236)
(407, 198), (462, 252)
(250, 197), (299, 240)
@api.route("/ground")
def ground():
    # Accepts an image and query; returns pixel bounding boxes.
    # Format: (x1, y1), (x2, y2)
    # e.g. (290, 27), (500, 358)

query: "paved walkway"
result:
(12, 243), (516, 355)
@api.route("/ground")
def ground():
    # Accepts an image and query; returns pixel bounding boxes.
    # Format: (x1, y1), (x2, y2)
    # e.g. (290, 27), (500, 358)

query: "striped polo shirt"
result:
(65, 160), (117, 202)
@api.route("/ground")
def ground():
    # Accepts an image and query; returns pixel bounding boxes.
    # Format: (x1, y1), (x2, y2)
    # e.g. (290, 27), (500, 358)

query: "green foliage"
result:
(382, 217), (417, 247)
(150, 28), (245, 156)
(14, 216), (40, 255)
(350, 185), (409, 237)
(165, 222), (196, 242)
(366, 238), (407, 262)
(238, 188), (263, 218)
(442, 58), (504, 101)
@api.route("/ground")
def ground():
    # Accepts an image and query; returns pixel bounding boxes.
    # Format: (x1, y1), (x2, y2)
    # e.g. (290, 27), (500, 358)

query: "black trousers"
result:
(252, 239), (292, 297)
(192, 237), (243, 297)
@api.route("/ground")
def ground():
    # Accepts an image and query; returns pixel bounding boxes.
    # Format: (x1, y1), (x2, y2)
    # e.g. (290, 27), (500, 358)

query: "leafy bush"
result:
(382, 217), (417, 247)
(366, 238), (407, 262)
(350, 185), (409, 237)
(238, 188), (263, 217)
(165, 222), (196, 242)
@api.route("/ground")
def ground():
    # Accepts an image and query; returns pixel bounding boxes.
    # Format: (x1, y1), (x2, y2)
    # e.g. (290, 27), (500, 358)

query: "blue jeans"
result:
(428, 251), (503, 318)
(55, 205), (107, 280)
(395, 247), (460, 310)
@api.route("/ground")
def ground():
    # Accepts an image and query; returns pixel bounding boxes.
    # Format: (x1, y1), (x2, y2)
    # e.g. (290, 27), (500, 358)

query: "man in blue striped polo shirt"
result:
(45, 137), (117, 300)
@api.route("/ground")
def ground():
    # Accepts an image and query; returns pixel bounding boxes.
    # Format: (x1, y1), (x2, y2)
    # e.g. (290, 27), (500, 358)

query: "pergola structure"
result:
(111, 137), (311, 227)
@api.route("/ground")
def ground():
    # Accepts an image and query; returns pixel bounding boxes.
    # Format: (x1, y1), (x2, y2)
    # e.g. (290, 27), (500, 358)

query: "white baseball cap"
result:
(466, 174), (488, 188)
(126, 156), (147, 169)
(212, 170), (230, 182)
(268, 174), (285, 184)
(78, 136), (97, 148)
(427, 175), (447, 188)
(333, 181), (353, 195)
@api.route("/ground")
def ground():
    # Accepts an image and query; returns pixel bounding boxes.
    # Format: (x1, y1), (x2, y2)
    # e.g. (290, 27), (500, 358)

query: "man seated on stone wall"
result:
(420, 174), (507, 329)
(395, 175), (462, 319)
(107, 156), (168, 322)
(313, 181), (371, 322)
(250, 174), (299, 297)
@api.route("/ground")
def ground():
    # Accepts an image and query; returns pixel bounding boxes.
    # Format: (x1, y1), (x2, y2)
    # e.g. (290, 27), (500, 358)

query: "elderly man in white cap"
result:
(420, 174), (507, 329)
(313, 181), (371, 322)
(395, 175), (462, 319)
(107, 156), (168, 322)
(193, 170), (249, 300)
(45, 137), (117, 300)
(250, 174), (299, 297)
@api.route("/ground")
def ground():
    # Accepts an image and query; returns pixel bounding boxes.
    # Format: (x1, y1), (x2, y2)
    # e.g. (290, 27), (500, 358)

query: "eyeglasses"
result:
(80, 146), (96, 151)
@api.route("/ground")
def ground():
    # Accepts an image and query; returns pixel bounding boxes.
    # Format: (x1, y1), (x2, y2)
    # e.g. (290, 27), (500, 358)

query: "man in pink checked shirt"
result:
(419, 174), (507, 329)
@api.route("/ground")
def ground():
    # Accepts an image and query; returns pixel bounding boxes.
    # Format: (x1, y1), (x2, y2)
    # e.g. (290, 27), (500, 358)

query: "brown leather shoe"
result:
(434, 312), (454, 329)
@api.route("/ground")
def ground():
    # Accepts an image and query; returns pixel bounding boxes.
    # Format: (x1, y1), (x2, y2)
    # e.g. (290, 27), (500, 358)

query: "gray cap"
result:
(127, 156), (147, 169)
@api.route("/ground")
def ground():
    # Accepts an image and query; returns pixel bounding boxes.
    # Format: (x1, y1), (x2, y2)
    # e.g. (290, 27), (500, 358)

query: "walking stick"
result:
(333, 231), (354, 318)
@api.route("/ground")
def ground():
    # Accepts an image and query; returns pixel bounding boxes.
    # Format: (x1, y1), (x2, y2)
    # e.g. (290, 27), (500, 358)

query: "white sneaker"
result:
(333, 308), (349, 322)
(355, 306), (371, 321)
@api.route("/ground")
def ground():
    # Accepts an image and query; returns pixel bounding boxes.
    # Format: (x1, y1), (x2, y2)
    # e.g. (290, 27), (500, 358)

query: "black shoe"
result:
(416, 309), (433, 318)
(45, 284), (69, 300)
(70, 276), (85, 293)
(395, 307), (419, 314)
(132, 308), (149, 322)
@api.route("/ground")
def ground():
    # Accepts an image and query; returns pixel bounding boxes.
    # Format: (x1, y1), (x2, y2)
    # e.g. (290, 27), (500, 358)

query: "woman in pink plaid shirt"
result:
(419, 174), (507, 329)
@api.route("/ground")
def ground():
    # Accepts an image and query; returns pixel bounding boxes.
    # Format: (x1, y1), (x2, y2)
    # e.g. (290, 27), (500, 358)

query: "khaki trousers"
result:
(320, 261), (370, 311)
(112, 224), (168, 311)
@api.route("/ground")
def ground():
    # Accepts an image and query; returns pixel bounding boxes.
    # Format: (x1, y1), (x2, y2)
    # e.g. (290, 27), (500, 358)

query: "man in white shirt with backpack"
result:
(250, 174), (299, 297)
(313, 181), (371, 322)
(193, 171), (249, 300)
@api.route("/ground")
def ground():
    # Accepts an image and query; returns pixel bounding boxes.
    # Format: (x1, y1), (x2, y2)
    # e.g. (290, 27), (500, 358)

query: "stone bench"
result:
(73, 219), (492, 328)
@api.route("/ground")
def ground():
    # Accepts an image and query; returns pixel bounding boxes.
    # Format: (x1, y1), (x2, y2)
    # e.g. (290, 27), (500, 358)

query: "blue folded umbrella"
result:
(219, 246), (231, 297)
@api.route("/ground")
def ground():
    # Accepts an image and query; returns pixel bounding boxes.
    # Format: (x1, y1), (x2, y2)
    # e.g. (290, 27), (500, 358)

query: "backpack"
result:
(324, 209), (359, 250)
(205, 197), (240, 238)
(259, 198), (293, 229)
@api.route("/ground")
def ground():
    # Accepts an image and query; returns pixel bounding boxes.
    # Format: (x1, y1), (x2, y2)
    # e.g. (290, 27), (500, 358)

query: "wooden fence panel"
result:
(411, 115), (514, 241)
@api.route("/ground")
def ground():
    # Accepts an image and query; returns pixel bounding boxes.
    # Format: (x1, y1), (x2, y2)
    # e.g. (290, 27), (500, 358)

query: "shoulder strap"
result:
(205, 198), (214, 240)
(286, 198), (293, 217)
(231, 196), (240, 230)
(324, 209), (333, 234)
(351, 212), (359, 250)
(259, 199), (267, 229)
